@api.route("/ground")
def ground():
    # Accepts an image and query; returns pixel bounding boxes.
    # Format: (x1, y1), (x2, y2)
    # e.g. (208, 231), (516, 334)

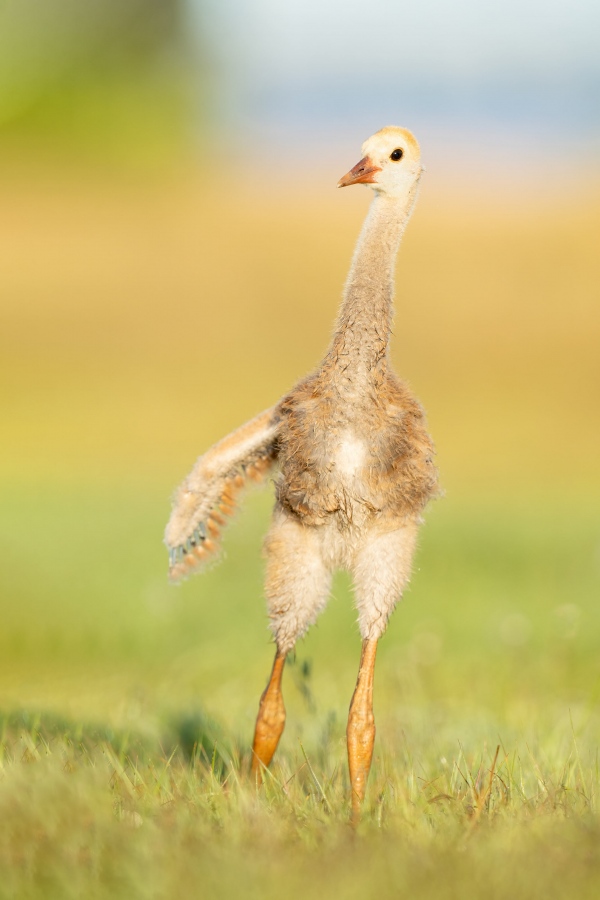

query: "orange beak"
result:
(337, 156), (381, 188)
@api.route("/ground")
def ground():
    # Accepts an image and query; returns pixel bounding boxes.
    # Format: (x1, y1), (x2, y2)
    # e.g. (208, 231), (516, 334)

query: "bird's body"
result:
(165, 126), (438, 820)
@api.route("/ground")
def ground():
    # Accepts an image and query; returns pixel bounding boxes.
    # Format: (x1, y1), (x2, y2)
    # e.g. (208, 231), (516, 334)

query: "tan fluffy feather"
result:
(165, 126), (439, 649)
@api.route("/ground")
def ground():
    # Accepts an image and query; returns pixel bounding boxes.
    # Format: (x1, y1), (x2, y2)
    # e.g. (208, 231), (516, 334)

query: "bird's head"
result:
(337, 126), (422, 197)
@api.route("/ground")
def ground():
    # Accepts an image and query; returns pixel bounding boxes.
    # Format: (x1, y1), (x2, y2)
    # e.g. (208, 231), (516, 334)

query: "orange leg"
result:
(251, 651), (286, 780)
(347, 638), (378, 824)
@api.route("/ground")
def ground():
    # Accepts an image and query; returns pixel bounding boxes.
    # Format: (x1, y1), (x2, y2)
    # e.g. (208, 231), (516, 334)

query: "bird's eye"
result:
(390, 148), (403, 161)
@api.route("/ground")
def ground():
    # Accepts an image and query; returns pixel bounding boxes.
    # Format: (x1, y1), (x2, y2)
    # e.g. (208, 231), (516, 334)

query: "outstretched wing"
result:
(165, 406), (281, 582)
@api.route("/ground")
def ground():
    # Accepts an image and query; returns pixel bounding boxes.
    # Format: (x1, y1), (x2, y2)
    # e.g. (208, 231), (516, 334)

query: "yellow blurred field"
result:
(2, 163), (599, 495)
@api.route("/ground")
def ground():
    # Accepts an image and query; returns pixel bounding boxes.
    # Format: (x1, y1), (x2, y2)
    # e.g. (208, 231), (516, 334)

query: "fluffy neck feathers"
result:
(325, 184), (419, 385)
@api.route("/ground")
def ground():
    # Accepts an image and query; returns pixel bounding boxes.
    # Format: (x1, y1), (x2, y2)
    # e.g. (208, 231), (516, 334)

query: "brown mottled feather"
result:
(275, 370), (437, 529)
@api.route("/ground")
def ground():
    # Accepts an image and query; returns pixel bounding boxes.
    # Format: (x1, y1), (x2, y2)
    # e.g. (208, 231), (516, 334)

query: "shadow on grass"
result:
(170, 709), (236, 777)
(0, 708), (239, 781)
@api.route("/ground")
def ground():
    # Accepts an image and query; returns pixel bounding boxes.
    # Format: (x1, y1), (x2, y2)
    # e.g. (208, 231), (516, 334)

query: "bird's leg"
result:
(347, 638), (378, 824)
(251, 650), (286, 781)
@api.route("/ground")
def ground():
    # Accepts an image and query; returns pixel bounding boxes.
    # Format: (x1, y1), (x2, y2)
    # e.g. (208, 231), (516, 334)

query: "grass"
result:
(1, 164), (599, 897)
(1, 486), (599, 898)
(1, 702), (600, 900)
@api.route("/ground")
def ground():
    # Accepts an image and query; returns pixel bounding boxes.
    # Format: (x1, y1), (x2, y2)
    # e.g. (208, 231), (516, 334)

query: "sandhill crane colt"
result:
(165, 126), (438, 821)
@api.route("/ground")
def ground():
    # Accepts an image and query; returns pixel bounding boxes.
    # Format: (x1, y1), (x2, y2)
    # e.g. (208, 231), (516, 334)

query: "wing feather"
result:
(165, 406), (280, 582)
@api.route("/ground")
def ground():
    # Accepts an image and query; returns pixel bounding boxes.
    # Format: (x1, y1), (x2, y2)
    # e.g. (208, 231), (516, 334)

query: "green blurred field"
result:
(1, 164), (600, 898)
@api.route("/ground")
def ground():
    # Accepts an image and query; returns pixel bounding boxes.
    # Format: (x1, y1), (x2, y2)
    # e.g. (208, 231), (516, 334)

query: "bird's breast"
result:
(334, 430), (367, 480)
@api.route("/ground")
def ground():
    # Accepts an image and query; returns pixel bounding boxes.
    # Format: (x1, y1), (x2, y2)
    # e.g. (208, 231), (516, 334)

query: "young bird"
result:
(165, 126), (438, 822)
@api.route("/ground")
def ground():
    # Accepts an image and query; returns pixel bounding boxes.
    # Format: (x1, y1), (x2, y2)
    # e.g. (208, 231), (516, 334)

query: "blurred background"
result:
(1, 0), (599, 741)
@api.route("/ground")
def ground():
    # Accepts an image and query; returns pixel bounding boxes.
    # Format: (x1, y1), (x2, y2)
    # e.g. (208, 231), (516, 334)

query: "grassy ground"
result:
(1, 164), (599, 897)
(2, 488), (599, 899)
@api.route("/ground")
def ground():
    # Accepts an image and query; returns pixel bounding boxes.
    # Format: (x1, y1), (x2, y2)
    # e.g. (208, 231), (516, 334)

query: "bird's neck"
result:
(325, 187), (418, 387)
